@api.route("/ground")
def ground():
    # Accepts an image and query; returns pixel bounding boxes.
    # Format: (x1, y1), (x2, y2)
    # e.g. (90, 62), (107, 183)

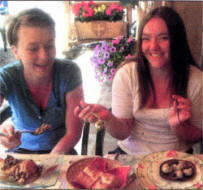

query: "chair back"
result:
(81, 122), (105, 156)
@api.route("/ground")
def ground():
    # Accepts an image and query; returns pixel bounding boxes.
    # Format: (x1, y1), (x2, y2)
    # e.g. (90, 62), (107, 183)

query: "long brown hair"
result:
(135, 6), (197, 108)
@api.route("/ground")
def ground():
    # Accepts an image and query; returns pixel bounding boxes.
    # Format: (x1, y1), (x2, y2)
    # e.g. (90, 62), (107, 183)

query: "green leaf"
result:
(119, 0), (138, 7)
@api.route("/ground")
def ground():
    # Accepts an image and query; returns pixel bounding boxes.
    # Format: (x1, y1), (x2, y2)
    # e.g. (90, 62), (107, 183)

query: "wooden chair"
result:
(81, 122), (105, 156)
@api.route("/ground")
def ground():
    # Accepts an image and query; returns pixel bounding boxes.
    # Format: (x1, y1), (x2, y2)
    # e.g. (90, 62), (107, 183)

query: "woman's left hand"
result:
(169, 94), (192, 128)
(74, 100), (111, 123)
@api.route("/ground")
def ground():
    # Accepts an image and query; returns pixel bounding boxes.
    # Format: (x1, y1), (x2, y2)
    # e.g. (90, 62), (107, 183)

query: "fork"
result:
(0, 123), (51, 136)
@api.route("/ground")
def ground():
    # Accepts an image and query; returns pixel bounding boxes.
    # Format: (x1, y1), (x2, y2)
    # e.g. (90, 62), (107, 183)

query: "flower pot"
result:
(75, 20), (127, 40)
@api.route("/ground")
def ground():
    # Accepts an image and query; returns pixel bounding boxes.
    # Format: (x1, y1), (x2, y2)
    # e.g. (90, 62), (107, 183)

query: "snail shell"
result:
(183, 168), (193, 176)
(161, 163), (172, 174)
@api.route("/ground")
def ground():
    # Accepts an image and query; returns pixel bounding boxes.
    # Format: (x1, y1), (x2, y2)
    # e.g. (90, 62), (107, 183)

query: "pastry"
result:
(0, 155), (43, 185)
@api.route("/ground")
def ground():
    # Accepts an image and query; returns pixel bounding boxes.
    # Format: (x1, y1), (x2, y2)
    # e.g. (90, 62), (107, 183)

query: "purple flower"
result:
(111, 46), (116, 53)
(90, 36), (135, 83)
(94, 49), (100, 56)
(98, 58), (105, 64)
(90, 57), (97, 64)
(104, 52), (110, 59)
(103, 67), (107, 74)
(107, 74), (113, 80)
(107, 61), (113, 67)
(95, 44), (101, 50)
(101, 41), (108, 46)
(110, 68), (116, 74)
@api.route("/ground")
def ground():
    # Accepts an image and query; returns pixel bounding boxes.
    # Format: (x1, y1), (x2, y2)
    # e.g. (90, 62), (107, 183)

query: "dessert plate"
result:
(0, 155), (63, 189)
(136, 150), (203, 189)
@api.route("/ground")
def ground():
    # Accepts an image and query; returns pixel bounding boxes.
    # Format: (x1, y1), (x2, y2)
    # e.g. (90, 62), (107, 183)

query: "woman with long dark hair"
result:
(74, 6), (202, 155)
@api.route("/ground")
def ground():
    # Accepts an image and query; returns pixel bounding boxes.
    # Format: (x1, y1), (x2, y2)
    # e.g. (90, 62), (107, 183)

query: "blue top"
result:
(0, 58), (82, 151)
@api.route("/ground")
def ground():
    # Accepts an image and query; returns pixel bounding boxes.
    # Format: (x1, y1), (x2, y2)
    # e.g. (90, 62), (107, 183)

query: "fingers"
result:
(0, 124), (15, 136)
(74, 101), (111, 125)
(172, 95), (191, 110)
(6, 125), (15, 136)
(0, 131), (21, 149)
(74, 101), (91, 117)
(171, 94), (192, 123)
(172, 95), (191, 106)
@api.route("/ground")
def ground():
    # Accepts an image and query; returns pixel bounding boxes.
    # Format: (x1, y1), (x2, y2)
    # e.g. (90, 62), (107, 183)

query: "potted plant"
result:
(90, 35), (136, 83)
(72, 1), (126, 40)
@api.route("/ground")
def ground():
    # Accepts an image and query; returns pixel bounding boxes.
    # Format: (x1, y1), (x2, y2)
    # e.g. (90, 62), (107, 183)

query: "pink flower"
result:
(167, 150), (177, 157)
(72, 4), (82, 16)
(148, 185), (158, 189)
(194, 183), (202, 188)
(105, 9), (112, 16)
(138, 164), (144, 169)
(112, 39), (120, 45)
(109, 3), (123, 11)
(83, 7), (94, 17)
(72, 1), (123, 22)
(112, 36), (123, 45)
(116, 35), (124, 40)
(127, 36), (134, 43)
(81, 1), (86, 6)
(125, 54), (132, 59)
(88, 0), (96, 7)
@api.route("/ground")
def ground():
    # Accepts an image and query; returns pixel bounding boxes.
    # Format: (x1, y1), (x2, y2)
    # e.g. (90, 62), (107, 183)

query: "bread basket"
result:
(66, 157), (121, 189)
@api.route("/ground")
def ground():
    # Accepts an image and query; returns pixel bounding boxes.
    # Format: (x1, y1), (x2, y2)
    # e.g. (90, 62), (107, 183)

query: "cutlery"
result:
(124, 173), (137, 188)
(114, 151), (120, 161)
(0, 123), (51, 137)
(19, 123), (51, 135)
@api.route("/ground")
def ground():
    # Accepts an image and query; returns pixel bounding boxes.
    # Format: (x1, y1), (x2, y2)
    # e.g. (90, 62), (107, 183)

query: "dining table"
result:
(0, 151), (202, 189)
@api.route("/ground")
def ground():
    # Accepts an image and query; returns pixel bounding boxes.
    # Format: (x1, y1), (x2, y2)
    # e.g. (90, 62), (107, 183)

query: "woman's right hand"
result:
(0, 123), (21, 149)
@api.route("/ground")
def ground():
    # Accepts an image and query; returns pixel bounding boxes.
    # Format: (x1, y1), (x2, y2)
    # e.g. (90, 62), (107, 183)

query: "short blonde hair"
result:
(7, 8), (55, 46)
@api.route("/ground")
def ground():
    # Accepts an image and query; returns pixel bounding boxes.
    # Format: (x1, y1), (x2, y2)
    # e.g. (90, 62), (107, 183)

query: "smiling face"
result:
(11, 26), (56, 83)
(141, 17), (170, 69)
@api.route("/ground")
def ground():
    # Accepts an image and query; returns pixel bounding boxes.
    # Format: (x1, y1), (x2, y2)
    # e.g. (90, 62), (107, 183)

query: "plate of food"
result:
(66, 156), (133, 189)
(0, 154), (62, 189)
(136, 150), (203, 189)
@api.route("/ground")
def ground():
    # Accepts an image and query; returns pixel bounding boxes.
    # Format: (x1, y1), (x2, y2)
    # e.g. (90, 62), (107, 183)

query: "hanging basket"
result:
(75, 20), (127, 40)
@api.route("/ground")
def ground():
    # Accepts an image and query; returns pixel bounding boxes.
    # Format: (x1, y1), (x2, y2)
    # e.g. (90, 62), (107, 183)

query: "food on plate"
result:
(136, 151), (203, 190)
(70, 157), (130, 189)
(160, 159), (196, 181)
(76, 167), (123, 189)
(0, 155), (43, 185)
(183, 167), (193, 176)
(161, 163), (172, 174)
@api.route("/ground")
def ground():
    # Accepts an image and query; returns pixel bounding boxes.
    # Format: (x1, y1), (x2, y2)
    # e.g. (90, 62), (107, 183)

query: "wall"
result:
(171, 1), (202, 67)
